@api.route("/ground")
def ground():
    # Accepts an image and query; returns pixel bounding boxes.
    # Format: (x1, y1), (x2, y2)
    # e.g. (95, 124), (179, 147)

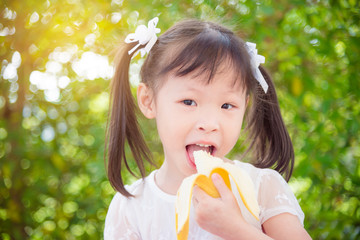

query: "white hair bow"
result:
(245, 42), (268, 93)
(125, 17), (161, 58)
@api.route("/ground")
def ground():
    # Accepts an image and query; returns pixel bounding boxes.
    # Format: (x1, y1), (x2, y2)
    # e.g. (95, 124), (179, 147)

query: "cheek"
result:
(155, 109), (188, 143)
(227, 125), (242, 144)
(225, 114), (245, 145)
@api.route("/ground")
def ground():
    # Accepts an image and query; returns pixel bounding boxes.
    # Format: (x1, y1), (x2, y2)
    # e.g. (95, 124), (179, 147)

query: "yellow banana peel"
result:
(175, 150), (260, 240)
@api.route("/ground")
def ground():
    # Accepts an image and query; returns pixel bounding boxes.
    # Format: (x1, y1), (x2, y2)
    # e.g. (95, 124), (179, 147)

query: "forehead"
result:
(154, 53), (246, 93)
(190, 61), (242, 87)
(163, 64), (246, 94)
(157, 29), (249, 87)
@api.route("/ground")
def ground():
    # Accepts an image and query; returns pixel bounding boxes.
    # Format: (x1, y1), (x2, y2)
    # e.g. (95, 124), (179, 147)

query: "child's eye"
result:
(221, 103), (234, 109)
(182, 100), (197, 106)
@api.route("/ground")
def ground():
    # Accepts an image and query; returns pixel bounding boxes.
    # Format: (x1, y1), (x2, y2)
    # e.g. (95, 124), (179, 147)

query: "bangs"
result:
(159, 27), (250, 87)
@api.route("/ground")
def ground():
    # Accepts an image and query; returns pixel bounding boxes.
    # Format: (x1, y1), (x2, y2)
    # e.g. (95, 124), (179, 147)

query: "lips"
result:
(186, 144), (215, 170)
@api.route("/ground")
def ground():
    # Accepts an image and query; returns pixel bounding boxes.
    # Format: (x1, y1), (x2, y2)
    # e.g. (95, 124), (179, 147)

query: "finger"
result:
(211, 173), (234, 201)
(192, 185), (211, 202)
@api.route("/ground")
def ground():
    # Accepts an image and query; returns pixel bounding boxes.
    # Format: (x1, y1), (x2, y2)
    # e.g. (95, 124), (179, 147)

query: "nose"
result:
(196, 113), (220, 133)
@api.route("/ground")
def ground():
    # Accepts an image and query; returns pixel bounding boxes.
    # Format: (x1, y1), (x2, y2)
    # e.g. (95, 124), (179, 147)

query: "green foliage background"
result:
(0, 0), (359, 239)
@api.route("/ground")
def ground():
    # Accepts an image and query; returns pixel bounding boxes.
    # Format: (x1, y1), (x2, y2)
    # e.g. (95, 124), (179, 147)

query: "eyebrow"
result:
(183, 85), (200, 92)
(183, 84), (244, 95)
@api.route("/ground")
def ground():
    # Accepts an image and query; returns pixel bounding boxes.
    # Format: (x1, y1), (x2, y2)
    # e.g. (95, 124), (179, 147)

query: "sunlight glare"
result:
(3, 64), (17, 80)
(45, 89), (60, 102)
(58, 76), (71, 89)
(30, 12), (40, 24)
(71, 51), (113, 80)
(2, 51), (21, 80)
(12, 51), (21, 68)
(46, 61), (62, 74)
(41, 125), (55, 142)
(30, 71), (57, 90)
(111, 12), (122, 24)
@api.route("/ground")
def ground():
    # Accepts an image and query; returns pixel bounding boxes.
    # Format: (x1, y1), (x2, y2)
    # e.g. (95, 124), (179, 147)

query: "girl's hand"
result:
(192, 173), (247, 239)
(192, 173), (273, 240)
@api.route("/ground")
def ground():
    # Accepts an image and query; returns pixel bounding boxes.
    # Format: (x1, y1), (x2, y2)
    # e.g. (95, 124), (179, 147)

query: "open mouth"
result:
(186, 144), (215, 169)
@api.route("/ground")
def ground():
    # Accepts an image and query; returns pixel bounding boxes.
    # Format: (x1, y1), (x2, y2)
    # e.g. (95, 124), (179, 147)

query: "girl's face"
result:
(142, 67), (248, 183)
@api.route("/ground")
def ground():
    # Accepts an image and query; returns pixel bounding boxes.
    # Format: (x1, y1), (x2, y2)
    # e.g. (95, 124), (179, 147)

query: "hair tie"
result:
(125, 17), (161, 58)
(245, 42), (268, 93)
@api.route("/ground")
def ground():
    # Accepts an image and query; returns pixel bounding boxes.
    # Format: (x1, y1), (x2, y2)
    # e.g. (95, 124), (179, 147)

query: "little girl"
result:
(104, 17), (311, 239)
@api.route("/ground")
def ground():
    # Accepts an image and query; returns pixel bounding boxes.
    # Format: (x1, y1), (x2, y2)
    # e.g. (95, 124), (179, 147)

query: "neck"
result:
(155, 161), (185, 195)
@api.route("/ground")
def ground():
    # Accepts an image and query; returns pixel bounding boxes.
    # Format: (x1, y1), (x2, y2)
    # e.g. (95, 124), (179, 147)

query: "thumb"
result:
(211, 173), (233, 201)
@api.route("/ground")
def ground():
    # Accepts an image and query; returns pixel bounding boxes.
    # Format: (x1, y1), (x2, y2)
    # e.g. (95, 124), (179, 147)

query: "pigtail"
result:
(105, 43), (155, 197)
(246, 66), (294, 181)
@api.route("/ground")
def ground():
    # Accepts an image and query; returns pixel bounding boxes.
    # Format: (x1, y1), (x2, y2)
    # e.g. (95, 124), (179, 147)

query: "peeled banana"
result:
(175, 150), (260, 240)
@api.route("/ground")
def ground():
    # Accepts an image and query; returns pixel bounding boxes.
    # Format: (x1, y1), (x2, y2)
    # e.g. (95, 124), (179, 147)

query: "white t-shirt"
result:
(104, 161), (305, 240)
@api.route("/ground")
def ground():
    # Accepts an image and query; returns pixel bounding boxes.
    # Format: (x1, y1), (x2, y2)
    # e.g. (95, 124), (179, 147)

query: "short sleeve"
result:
(104, 192), (141, 240)
(258, 169), (305, 225)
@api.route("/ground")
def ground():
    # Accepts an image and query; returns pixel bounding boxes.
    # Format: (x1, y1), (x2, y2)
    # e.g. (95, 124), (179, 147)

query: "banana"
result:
(175, 150), (260, 240)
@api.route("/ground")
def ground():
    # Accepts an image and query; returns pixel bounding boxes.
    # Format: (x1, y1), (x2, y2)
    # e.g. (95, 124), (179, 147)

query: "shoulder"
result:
(104, 171), (177, 239)
(106, 171), (155, 213)
(106, 178), (144, 210)
(233, 160), (272, 176)
(104, 172), (156, 239)
(233, 160), (286, 187)
(233, 160), (278, 185)
(233, 160), (305, 225)
(107, 179), (142, 208)
(104, 178), (143, 227)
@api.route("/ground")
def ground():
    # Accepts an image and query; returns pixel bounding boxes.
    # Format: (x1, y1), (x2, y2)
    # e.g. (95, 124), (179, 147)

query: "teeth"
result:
(196, 144), (211, 147)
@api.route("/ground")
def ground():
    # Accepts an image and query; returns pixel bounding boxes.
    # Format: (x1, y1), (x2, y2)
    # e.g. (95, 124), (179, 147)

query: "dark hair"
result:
(106, 19), (294, 197)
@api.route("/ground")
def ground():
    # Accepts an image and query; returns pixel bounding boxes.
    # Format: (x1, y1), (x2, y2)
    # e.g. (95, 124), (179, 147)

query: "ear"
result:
(137, 83), (156, 119)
